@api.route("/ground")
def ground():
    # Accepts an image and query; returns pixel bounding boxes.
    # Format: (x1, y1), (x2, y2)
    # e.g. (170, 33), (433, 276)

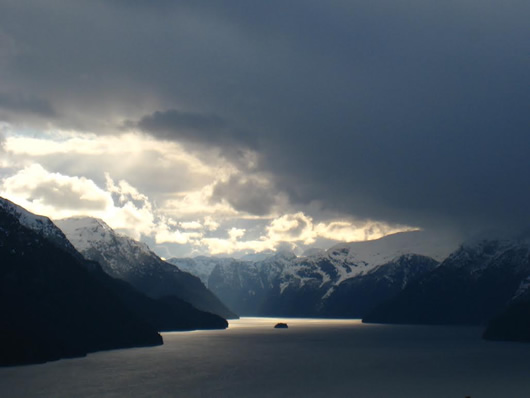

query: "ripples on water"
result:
(1, 318), (529, 398)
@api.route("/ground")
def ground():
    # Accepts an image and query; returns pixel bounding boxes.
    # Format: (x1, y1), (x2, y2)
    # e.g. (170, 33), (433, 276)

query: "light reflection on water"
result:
(226, 317), (361, 329)
(1, 317), (530, 398)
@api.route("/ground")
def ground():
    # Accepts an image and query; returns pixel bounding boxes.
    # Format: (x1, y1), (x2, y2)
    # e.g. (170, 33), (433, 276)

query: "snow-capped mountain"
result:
(0, 197), (84, 260)
(321, 254), (439, 317)
(270, 229), (453, 300)
(364, 237), (530, 325)
(55, 217), (237, 319)
(170, 231), (451, 317)
(0, 197), (163, 365)
(56, 216), (159, 273)
(317, 228), (454, 269)
(0, 197), (62, 239)
(206, 251), (297, 316)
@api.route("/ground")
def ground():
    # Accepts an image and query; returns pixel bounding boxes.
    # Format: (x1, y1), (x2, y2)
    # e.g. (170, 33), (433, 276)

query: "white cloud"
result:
(314, 220), (416, 242)
(1, 164), (113, 216)
(180, 220), (203, 230)
(4, 131), (207, 172)
(3, 129), (231, 196)
(200, 234), (275, 256)
(203, 216), (220, 231)
(105, 172), (151, 206)
(267, 212), (316, 245)
(0, 164), (157, 239)
(228, 227), (246, 240)
(0, 128), (418, 258)
(162, 184), (239, 217)
(155, 224), (203, 245)
(196, 212), (416, 256)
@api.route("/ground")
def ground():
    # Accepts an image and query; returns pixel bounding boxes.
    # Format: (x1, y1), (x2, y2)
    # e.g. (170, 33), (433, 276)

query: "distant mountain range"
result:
(364, 237), (530, 335)
(168, 230), (454, 318)
(170, 231), (530, 342)
(0, 197), (228, 366)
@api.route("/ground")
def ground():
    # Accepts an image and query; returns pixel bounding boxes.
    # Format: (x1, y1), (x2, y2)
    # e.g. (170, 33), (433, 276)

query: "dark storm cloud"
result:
(1, 0), (529, 235)
(136, 109), (256, 150)
(0, 92), (56, 117)
(210, 175), (277, 216)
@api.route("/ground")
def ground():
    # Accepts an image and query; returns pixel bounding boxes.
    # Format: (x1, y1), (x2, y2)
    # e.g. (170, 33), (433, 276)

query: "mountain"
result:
(91, 273), (228, 332)
(170, 231), (453, 317)
(321, 254), (439, 318)
(0, 197), (162, 366)
(55, 217), (237, 319)
(364, 238), (530, 325)
(252, 252), (437, 317)
(207, 252), (296, 316)
(482, 276), (530, 342)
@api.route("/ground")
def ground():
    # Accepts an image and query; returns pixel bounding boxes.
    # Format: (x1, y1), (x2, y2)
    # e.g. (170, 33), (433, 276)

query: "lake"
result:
(1, 317), (529, 397)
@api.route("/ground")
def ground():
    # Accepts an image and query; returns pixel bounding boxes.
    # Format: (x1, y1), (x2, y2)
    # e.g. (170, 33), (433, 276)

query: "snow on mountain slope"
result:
(0, 197), (56, 235)
(321, 254), (440, 317)
(279, 229), (457, 290)
(0, 197), (82, 257)
(174, 230), (457, 294)
(179, 233), (446, 317)
(205, 249), (439, 317)
(168, 230), (456, 308)
(435, 237), (530, 281)
(55, 216), (118, 252)
(364, 236), (530, 325)
(55, 217), (154, 274)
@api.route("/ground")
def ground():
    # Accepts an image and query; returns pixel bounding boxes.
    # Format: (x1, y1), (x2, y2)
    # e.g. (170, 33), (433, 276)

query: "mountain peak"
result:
(0, 197), (84, 258)
(1, 196), (60, 238)
(56, 216), (237, 319)
(55, 216), (113, 233)
(55, 216), (120, 253)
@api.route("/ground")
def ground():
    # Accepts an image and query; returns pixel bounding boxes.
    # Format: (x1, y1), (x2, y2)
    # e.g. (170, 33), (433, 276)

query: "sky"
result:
(0, 0), (529, 258)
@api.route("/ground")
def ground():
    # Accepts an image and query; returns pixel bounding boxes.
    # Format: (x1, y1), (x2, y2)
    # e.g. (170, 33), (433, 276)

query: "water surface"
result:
(1, 317), (529, 397)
